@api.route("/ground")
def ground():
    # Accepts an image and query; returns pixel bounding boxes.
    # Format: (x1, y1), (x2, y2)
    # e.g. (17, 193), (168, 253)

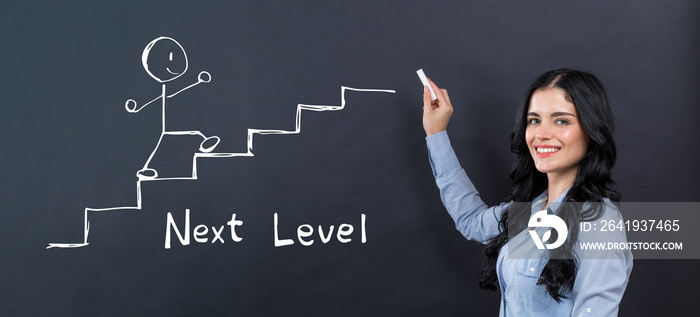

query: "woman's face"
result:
(525, 87), (590, 181)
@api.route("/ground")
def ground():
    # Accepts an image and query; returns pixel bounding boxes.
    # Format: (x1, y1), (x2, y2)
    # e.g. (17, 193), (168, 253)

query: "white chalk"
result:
(416, 69), (437, 101)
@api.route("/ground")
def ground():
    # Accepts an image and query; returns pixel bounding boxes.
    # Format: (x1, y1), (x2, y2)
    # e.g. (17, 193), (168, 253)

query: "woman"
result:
(423, 69), (632, 316)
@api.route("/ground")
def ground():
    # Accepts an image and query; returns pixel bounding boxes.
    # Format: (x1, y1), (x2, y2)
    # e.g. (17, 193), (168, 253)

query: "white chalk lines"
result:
(47, 35), (395, 249)
(192, 87), (395, 177)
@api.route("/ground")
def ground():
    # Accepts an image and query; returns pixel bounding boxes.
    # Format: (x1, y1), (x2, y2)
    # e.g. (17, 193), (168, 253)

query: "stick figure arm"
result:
(167, 71), (211, 98)
(125, 95), (162, 113)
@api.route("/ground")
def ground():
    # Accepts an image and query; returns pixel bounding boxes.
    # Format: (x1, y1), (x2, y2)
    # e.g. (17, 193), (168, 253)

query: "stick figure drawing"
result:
(125, 36), (220, 180)
(47, 35), (395, 249)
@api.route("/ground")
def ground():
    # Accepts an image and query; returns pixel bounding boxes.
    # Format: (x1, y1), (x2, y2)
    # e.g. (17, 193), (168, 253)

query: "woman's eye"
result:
(528, 118), (540, 125)
(555, 119), (570, 125)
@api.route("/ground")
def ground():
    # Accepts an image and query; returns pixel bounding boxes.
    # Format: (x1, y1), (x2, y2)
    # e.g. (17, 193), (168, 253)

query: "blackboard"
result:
(2, 1), (699, 316)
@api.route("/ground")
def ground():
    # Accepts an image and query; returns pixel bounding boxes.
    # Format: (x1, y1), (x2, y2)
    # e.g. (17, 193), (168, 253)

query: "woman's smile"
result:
(534, 145), (562, 157)
(525, 87), (590, 179)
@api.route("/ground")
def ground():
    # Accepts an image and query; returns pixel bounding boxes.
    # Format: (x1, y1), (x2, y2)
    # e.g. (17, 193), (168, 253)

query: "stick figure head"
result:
(142, 36), (188, 83)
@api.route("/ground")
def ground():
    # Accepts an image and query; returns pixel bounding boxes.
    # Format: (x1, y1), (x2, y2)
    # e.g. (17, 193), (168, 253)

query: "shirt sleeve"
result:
(426, 131), (508, 244)
(570, 202), (634, 316)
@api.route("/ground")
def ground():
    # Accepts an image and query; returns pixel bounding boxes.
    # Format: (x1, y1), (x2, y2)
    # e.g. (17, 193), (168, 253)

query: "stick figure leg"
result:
(199, 135), (220, 153)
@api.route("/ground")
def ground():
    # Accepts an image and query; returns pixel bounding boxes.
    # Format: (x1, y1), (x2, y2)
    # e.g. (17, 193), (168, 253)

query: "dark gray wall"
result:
(1, 1), (698, 316)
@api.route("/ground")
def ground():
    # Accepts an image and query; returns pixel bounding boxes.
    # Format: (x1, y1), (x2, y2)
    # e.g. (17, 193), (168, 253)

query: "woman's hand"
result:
(422, 78), (453, 136)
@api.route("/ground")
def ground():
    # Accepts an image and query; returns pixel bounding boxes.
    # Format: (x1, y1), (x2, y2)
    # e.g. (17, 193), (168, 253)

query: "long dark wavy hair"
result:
(477, 69), (621, 302)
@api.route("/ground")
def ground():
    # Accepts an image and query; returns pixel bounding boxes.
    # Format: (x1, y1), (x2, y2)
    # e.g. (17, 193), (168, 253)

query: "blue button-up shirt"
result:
(427, 131), (632, 316)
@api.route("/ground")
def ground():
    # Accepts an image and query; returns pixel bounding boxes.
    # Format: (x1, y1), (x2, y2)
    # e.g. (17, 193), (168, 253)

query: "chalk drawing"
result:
(125, 36), (219, 180)
(47, 36), (395, 249)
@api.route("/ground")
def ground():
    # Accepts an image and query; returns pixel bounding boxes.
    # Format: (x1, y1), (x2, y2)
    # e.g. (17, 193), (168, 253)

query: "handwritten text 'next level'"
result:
(165, 210), (367, 249)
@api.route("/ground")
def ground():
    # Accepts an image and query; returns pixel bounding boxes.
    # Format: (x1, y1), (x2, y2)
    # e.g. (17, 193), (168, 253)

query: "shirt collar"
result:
(532, 186), (572, 214)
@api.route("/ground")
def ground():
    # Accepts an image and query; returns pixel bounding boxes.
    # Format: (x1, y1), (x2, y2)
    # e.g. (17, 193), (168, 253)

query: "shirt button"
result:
(586, 308), (591, 313)
(530, 267), (535, 272)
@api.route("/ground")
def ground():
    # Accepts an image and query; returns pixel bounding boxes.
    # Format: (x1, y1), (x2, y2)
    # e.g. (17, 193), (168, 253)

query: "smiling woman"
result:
(526, 87), (590, 210)
(422, 69), (633, 316)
